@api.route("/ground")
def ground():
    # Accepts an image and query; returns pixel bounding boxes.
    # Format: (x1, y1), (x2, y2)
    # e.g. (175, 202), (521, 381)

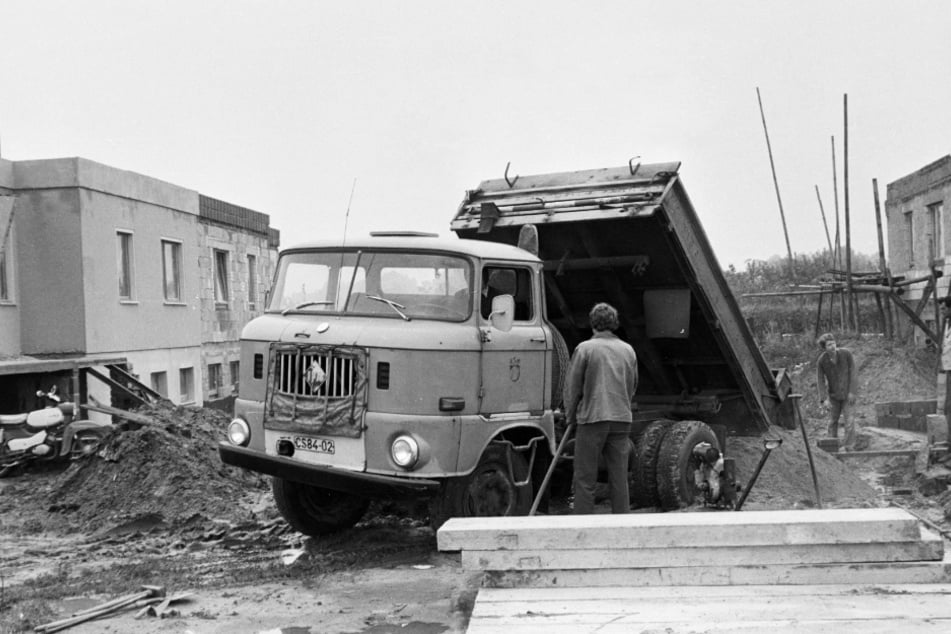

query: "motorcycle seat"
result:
(0, 413), (28, 425)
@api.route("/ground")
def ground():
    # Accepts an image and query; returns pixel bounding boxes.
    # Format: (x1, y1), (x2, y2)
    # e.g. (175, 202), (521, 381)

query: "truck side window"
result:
(481, 267), (533, 321)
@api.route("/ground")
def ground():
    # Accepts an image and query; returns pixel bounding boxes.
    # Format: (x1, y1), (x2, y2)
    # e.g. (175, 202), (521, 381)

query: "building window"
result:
(230, 360), (240, 388)
(208, 363), (222, 398)
(117, 231), (134, 299)
(179, 367), (195, 403)
(928, 202), (945, 262)
(162, 240), (183, 302)
(0, 247), (9, 302)
(214, 250), (230, 304)
(904, 210), (914, 269)
(150, 371), (168, 397)
(247, 254), (257, 309)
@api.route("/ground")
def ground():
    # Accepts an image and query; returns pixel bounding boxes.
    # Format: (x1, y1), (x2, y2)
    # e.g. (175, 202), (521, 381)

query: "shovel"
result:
(529, 423), (575, 515)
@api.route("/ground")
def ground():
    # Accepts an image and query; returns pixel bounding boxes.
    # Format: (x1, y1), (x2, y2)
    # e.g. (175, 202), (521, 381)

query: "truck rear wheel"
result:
(429, 444), (532, 530)
(272, 478), (370, 536)
(629, 419), (671, 509)
(656, 420), (719, 510)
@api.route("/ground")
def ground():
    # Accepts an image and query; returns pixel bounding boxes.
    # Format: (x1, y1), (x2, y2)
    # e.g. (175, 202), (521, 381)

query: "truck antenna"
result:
(342, 178), (357, 246)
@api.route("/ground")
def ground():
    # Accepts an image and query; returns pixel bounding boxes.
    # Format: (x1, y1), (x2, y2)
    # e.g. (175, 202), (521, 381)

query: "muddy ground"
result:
(2, 335), (951, 634)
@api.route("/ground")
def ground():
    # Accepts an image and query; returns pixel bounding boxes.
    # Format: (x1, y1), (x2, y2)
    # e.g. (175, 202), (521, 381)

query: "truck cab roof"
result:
(281, 234), (541, 263)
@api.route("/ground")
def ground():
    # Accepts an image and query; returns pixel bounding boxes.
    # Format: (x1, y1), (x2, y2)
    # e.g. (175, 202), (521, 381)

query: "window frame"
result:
(161, 238), (184, 303)
(117, 230), (135, 301)
(0, 237), (12, 304)
(903, 209), (914, 269)
(208, 363), (222, 398)
(179, 366), (195, 404)
(247, 254), (257, 309)
(928, 201), (945, 263)
(150, 370), (168, 397)
(213, 249), (230, 305)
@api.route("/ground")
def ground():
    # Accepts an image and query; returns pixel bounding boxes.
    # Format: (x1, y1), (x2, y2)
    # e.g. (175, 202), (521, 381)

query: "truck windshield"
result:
(268, 251), (472, 321)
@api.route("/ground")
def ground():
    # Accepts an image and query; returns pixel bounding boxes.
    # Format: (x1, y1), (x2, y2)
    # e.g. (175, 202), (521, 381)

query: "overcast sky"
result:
(2, 1), (949, 270)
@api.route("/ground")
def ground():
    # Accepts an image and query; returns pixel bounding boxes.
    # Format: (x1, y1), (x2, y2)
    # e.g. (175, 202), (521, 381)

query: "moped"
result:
(0, 386), (111, 477)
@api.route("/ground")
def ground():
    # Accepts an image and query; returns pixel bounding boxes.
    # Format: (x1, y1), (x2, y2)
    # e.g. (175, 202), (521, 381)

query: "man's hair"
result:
(942, 296), (951, 307)
(589, 302), (619, 332)
(817, 332), (835, 349)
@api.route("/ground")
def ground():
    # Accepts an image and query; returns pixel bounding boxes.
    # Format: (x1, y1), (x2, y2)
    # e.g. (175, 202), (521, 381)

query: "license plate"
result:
(293, 436), (335, 455)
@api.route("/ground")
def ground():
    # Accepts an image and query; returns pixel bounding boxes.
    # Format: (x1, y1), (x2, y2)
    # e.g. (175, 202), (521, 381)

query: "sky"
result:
(2, 1), (949, 270)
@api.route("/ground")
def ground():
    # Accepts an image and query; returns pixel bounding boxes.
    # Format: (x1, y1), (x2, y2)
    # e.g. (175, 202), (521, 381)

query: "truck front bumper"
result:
(218, 443), (441, 500)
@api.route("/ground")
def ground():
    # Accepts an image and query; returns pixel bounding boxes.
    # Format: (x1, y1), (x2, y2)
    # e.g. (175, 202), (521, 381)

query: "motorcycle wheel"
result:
(70, 429), (107, 459)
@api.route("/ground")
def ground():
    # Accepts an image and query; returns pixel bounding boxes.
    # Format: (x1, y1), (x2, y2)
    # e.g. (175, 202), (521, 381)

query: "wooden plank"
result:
(480, 552), (951, 588)
(467, 584), (951, 633)
(476, 583), (951, 602)
(436, 508), (921, 552)
(461, 527), (943, 570)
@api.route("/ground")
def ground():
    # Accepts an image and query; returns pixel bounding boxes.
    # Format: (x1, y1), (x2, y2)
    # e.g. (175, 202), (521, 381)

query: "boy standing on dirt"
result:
(564, 302), (638, 514)
(816, 333), (859, 451)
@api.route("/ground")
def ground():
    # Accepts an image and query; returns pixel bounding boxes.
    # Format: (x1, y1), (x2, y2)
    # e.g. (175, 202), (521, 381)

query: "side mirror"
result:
(489, 295), (514, 332)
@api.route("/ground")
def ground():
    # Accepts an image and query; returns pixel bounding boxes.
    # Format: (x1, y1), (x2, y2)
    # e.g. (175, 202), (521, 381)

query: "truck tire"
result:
(272, 477), (370, 536)
(549, 326), (570, 410)
(656, 420), (719, 510)
(629, 419), (671, 509)
(429, 444), (532, 530)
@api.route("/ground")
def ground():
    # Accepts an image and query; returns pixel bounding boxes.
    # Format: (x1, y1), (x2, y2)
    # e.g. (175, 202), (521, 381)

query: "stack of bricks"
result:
(875, 400), (937, 433)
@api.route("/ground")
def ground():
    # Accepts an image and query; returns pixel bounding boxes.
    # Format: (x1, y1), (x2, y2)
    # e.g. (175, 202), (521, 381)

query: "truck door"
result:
(478, 265), (547, 414)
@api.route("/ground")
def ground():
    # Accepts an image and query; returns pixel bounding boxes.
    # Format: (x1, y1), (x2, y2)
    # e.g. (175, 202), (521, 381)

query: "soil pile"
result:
(45, 403), (269, 533)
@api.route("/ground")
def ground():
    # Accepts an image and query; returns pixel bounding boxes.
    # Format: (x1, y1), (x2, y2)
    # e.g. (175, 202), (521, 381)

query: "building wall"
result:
(0, 159), (19, 354)
(197, 219), (276, 401)
(885, 155), (951, 343)
(13, 187), (86, 354)
(886, 155), (951, 284)
(0, 155), (279, 407)
(79, 187), (202, 354)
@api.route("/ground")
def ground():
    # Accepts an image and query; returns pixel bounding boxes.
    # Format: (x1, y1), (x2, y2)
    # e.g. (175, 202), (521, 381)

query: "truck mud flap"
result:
(218, 443), (440, 500)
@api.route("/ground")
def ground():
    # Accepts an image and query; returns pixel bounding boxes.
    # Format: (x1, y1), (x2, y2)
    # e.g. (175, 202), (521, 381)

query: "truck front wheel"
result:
(429, 444), (532, 530)
(272, 478), (370, 536)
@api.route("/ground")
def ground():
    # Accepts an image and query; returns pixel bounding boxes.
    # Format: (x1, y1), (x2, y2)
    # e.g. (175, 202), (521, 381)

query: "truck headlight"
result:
(390, 435), (419, 469)
(227, 419), (251, 446)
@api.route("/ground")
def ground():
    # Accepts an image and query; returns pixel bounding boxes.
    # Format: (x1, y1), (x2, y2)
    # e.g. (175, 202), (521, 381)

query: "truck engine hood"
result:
(241, 314), (480, 350)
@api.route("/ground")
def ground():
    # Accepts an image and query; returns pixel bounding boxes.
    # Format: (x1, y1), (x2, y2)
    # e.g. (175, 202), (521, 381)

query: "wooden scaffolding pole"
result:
(843, 94), (856, 331)
(831, 136), (846, 330)
(872, 178), (895, 338)
(756, 87), (795, 277)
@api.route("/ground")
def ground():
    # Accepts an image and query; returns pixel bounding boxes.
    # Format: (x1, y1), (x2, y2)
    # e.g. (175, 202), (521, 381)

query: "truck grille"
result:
(275, 350), (357, 398)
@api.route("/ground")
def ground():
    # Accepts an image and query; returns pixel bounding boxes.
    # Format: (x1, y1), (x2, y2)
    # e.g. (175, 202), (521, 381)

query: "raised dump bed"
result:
(452, 162), (792, 437)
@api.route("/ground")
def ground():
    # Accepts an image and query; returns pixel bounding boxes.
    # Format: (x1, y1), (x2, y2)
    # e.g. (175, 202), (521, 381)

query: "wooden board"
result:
(462, 526), (943, 570)
(466, 583), (951, 633)
(479, 548), (951, 588)
(437, 508), (921, 552)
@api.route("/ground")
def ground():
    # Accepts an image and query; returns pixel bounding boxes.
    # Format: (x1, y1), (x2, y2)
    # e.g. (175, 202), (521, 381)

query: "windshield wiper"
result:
(281, 301), (334, 316)
(366, 295), (411, 321)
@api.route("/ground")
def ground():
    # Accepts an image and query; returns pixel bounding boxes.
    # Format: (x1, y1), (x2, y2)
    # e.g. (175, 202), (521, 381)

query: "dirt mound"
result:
(728, 427), (879, 510)
(45, 403), (268, 533)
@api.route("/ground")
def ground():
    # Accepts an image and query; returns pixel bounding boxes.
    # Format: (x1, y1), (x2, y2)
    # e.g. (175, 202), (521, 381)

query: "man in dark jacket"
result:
(816, 333), (859, 451)
(564, 302), (638, 514)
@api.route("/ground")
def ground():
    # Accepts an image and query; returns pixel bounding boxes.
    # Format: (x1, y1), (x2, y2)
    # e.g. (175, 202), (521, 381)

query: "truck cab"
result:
(219, 233), (558, 535)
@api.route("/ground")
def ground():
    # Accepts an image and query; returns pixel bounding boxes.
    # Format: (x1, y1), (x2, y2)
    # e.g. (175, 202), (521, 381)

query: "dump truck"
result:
(218, 161), (793, 535)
